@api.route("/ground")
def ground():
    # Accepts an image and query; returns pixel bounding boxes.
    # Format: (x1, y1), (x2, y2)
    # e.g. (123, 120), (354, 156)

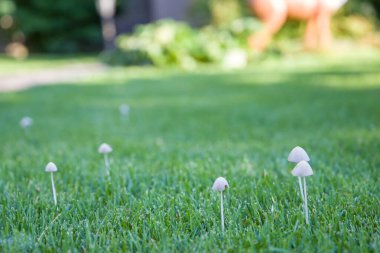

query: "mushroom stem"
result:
(220, 191), (224, 233)
(303, 177), (309, 225)
(298, 176), (304, 201)
(51, 173), (57, 206)
(23, 127), (31, 140)
(120, 114), (129, 122)
(104, 154), (110, 176)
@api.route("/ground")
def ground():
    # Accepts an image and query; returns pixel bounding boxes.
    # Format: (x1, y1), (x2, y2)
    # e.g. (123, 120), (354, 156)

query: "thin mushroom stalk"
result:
(98, 143), (112, 177)
(51, 173), (57, 206)
(45, 162), (58, 206)
(303, 177), (309, 224)
(212, 177), (229, 233)
(220, 191), (225, 232)
(104, 153), (110, 176)
(20, 116), (33, 136)
(119, 104), (130, 122)
(298, 176), (304, 201)
(291, 161), (313, 225)
(23, 126), (29, 136)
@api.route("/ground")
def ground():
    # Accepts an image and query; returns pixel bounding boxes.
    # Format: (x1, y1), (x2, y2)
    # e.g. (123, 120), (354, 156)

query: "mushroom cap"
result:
(45, 162), (58, 172)
(212, 177), (229, 192)
(291, 161), (313, 177)
(20, 116), (33, 128)
(119, 104), (130, 115)
(288, 146), (310, 163)
(98, 143), (112, 154)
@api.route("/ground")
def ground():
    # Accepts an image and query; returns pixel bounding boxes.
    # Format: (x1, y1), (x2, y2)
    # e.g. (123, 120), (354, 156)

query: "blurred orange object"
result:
(248, 0), (347, 51)
(5, 42), (29, 60)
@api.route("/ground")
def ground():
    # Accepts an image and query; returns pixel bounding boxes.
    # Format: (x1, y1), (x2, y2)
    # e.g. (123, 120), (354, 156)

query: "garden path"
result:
(0, 63), (106, 92)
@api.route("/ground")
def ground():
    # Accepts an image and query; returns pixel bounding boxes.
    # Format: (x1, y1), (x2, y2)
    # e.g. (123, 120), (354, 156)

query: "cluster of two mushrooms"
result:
(211, 146), (314, 233)
(43, 143), (113, 207)
(288, 146), (314, 225)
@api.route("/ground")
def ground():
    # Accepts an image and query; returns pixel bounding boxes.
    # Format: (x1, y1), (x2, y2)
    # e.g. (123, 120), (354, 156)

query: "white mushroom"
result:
(288, 146), (310, 163)
(212, 177), (229, 232)
(212, 177), (229, 192)
(119, 104), (130, 117)
(98, 143), (112, 154)
(291, 161), (314, 225)
(20, 116), (33, 129)
(288, 146), (310, 201)
(45, 162), (58, 206)
(292, 161), (314, 177)
(98, 143), (112, 176)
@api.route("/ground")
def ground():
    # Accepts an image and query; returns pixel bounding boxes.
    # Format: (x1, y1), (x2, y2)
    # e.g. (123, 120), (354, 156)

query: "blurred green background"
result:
(0, 0), (379, 56)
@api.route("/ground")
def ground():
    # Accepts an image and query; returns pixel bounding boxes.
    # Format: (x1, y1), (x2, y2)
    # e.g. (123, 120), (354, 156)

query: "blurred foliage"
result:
(209, 0), (241, 26)
(347, 0), (380, 20)
(0, 0), (15, 14)
(14, 0), (102, 53)
(102, 18), (261, 68)
(0, 0), (15, 49)
(9, 0), (102, 53)
(189, 0), (251, 26)
(190, 0), (380, 28)
(1, 0), (379, 54)
(334, 15), (377, 37)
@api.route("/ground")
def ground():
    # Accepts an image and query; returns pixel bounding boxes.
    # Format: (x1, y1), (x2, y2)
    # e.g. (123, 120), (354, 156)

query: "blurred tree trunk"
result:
(96, 0), (117, 51)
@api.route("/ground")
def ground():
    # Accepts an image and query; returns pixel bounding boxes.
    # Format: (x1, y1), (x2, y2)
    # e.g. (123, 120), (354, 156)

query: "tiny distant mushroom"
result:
(288, 146), (310, 201)
(45, 162), (58, 206)
(20, 116), (33, 132)
(119, 104), (130, 117)
(98, 143), (112, 176)
(292, 161), (314, 225)
(212, 177), (229, 232)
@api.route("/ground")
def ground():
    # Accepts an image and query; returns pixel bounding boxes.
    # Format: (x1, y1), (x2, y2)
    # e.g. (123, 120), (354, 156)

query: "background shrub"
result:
(1, 0), (379, 54)
(104, 18), (261, 68)
(12, 0), (102, 53)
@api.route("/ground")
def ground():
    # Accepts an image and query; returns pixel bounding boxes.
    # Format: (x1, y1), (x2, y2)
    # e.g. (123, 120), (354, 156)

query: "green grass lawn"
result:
(0, 55), (97, 76)
(0, 52), (380, 252)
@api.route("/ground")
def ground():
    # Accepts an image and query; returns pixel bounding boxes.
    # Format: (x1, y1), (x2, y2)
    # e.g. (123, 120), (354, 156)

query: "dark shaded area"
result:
(12, 0), (102, 53)
(116, 0), (151, 33)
